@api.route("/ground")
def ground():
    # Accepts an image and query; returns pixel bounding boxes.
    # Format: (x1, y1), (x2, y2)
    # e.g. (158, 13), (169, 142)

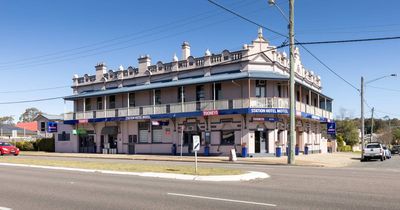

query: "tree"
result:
(336, 120), (359, 146)
(19, 108), (42, 122)
(0, 116), (15, 125)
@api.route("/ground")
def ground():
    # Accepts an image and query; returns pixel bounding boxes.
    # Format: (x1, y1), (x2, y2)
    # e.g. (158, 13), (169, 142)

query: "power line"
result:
(367, 85), (400, 92)
(0, 97), (63, 105)
(0, 5), (269, 71)
(0, 0), (256, 67)
(207, 0), (360, 92)
(297, 36), (400, 46)
(0, 85), (70, 94)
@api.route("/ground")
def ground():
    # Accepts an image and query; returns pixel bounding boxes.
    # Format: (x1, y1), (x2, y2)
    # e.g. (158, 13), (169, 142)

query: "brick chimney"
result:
(95, 62), (107, 81)
(181, 41), (190, 60)
(138, 55), (151, 74)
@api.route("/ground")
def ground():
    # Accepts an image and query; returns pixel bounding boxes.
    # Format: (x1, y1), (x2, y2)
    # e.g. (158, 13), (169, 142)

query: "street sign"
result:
(193, 135), (200, 151)
(192, 135), (200, 174)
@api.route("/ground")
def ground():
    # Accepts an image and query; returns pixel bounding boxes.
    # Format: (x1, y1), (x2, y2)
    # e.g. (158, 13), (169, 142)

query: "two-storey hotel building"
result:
(57, 29), (333, 156)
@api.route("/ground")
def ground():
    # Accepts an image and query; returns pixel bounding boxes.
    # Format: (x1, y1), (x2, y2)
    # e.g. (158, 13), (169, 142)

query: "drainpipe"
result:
(127, 92), (130, 116)
(213, 83), (216, 110)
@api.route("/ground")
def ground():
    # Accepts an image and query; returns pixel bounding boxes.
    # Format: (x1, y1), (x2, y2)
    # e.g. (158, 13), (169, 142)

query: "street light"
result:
(360, 74), (396, 160)
(268, 0), (295, 164)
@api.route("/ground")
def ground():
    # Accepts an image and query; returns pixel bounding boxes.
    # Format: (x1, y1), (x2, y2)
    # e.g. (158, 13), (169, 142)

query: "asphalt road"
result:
(0, 155), (400, 210)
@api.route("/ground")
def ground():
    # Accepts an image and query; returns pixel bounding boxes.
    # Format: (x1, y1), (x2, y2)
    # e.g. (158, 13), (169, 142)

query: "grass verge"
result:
(0, 156), (243, 176)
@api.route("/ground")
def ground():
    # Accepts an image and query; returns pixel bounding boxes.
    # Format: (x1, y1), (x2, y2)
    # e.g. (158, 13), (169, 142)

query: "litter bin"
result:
(171, 144), (177, 156)
(204, 146), (210, 156)
(275, 147), (282, 157)
(241, 147), (248, 158)
(304, 146), (309, 155)
(295, 146), (299, 156)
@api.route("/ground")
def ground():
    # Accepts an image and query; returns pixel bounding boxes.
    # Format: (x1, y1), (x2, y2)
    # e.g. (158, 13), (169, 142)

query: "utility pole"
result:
(288, 0), (296, 164)
(370, 107), (374, 143)
(361, 77), (365, 160)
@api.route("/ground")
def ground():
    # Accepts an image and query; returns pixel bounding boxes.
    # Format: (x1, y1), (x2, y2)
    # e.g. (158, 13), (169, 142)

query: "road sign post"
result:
(192, 135), (200, 174)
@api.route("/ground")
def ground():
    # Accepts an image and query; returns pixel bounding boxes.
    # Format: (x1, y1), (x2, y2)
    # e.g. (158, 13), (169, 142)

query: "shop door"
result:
(128, 135), (136, 154)
(108, 135), (117, 149)
(255, 130), (268, 153)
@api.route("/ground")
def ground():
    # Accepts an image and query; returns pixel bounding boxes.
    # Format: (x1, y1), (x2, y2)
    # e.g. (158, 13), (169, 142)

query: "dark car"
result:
(391, 145), (400, 155)
(0, 142), (20, 156)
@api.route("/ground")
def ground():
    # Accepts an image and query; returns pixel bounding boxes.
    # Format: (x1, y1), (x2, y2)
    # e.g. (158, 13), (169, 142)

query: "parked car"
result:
(391, 145), (400, 155)
(383, 145), (392, 159)
(363, 143), (385, 161)
(0, 142), (20, 156)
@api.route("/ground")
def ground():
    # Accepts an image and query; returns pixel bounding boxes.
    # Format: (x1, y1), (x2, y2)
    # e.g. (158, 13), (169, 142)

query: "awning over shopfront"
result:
(101, 126), (118, 135)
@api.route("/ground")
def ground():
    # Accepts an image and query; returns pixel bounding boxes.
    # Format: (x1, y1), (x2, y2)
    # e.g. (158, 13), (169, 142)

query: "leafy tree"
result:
(336, 120), (359, 146)
(337, 134), (345, 147)
(19, 107), (42, 122)
(0, 116), (15, 125)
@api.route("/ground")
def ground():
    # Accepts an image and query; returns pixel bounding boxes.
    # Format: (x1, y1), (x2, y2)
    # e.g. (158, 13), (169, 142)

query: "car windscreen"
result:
(0, 142), (12, 146)
(366, 144), (380, 148)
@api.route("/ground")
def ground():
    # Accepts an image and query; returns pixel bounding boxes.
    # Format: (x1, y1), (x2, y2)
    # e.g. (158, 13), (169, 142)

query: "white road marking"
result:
(167, 193), (277, 207)
(0, 207), (12, 210)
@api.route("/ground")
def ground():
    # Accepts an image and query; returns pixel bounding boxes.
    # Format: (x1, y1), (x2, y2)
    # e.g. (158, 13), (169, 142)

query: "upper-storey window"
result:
(85, 98), (91, 111)
(178, 87), (185, 102)
(109, 95), (116, 109)
(255, 80), (266, 98)
(277, 85), (282, 97)
(155, 90), (161, 105)
(196, 85), (205, 101)
(129, 93), (135, 107)
(212, 83), (222, 100)
(97, 97), (103, 110)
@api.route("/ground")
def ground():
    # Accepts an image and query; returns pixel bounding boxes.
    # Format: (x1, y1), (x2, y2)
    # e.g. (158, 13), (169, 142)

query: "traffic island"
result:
(0, 156), (269, 181)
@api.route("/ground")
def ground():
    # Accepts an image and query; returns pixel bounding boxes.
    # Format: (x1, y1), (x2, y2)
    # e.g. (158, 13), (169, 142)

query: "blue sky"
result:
(0, 0), (400, 121)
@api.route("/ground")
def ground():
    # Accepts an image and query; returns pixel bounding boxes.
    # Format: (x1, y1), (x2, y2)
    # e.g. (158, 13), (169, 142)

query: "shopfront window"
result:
(138, 122), (149, 143)
(221, 130), (235, 145)
(152, 124), (163, 143)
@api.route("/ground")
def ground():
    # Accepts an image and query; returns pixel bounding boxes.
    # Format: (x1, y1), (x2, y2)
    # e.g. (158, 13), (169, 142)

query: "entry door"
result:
(255, 131), (268, 153)
(108, 135), (117, 149)
(128, 135), (136, 154)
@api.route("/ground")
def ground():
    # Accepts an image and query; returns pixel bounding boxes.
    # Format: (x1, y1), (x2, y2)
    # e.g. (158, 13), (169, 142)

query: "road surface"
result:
(0, 155), (399, 210)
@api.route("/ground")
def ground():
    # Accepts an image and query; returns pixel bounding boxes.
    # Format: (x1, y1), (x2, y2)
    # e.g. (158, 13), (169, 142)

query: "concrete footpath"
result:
(21, 151), (360, 167)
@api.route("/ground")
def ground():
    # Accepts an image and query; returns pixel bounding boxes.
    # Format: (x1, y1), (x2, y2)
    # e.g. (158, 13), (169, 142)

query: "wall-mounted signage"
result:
(47, 122), (58, 133)
(203, 110), (219, 116)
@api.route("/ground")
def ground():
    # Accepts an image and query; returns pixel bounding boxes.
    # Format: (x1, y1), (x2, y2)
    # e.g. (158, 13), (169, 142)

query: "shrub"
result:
(16, 141), (35, 151)
(34, 138), (55, 152)
(338, 145), (352, 152)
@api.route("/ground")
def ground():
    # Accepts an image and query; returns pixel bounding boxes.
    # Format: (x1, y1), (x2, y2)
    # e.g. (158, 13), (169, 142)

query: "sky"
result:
(0, 0), (400, 121)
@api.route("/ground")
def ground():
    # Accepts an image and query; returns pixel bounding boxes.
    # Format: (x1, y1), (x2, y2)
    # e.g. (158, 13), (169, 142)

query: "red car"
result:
(0, 142), (20, 156)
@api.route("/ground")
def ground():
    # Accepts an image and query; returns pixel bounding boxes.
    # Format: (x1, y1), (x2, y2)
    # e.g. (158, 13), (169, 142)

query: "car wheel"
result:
(13, 154), (18, 156)
(381, 156), (384, 161)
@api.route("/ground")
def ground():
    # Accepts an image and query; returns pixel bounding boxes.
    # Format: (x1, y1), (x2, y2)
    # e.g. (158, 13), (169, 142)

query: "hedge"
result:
(338, 145), (353, 152)
(34, 138), (55, 152)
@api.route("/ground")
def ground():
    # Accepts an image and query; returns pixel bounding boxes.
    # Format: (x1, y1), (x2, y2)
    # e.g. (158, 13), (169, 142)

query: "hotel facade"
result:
(56, 29), (334, 156)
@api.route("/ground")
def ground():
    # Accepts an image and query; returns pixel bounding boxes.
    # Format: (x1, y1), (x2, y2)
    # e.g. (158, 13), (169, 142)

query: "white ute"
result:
(363, 143), (385, 161)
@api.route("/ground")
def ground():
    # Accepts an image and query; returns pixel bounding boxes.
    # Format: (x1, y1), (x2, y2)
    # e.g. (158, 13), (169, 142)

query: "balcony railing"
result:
(64, 97), (332, 120)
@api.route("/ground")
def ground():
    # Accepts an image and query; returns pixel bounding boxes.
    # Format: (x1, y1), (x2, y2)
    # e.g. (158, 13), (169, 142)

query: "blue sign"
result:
(327, 122), (336, 135)
(47, 122), (58, 133)
(249, 108), (289, 114)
